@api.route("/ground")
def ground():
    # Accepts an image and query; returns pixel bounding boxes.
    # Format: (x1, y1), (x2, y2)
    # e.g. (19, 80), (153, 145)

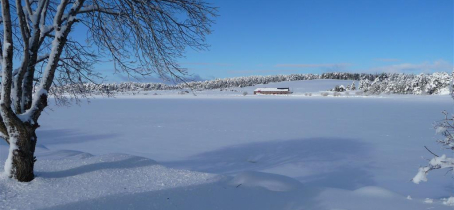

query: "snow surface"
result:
(442, 197), (454, 206)
(230, 171), (304, 191)
(1, 152), (218, 209)
(0, 79), (453, 209)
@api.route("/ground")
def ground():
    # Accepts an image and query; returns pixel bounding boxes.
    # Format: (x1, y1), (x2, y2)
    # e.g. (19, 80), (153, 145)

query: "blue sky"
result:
(99, 0), (454, 81)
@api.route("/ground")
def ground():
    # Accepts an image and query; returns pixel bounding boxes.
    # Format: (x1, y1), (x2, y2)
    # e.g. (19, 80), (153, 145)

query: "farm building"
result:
(253, 87), (292, 95)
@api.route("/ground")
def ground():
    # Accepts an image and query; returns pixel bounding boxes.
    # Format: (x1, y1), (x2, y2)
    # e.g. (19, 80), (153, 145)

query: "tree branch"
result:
(424, 146), (439, 157)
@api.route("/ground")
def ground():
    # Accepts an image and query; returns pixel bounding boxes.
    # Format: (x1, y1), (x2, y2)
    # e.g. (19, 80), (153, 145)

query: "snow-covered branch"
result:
(413, 110), (454, 184)
(413, 155), (454, 184)
(75, 5), (119, 15)
(36, 53), (50, 63)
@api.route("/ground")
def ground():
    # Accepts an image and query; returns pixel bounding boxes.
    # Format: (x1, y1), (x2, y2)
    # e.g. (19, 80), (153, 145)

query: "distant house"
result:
(253, 87), (292, 95)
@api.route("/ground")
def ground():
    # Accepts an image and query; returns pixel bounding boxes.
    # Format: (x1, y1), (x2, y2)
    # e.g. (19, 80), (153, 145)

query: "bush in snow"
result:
(242, 91), (248, 96)
(321, 92), (329, 97)
(333, 92), (341, 97)
(442, 197), (454, 206)
(413, 109), (454, 184)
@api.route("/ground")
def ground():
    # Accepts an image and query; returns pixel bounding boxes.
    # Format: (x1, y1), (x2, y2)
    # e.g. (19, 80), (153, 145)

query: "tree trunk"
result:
(7, 123), (37, 182)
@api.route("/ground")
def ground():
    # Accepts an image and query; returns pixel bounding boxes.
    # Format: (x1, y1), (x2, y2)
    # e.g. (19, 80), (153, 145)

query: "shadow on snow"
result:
(164, 137), (375, 190)
(39, 138), (370, 210)
(37, 156), (157, 179)
(36, 129), (120, 145)
(40, 177), (323, 210)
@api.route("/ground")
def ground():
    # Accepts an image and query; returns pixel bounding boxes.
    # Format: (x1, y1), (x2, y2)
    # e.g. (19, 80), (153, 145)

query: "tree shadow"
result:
(37, 129), (120, 144)
(164, 138), (375, 190)
(38, 155), (157, 179)
(40, 177), (324, 210)
(36, 138), (371, 210)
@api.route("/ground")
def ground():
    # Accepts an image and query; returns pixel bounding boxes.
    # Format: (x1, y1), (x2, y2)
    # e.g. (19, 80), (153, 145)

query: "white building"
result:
(253, 88), (292, 95)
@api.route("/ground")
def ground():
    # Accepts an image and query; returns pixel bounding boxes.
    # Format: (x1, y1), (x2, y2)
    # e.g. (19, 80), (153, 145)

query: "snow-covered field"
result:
(1, 79), (453, 210)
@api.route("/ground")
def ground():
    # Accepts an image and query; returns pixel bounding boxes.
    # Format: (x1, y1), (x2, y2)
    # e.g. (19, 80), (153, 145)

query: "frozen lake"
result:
(33, 95), (454, 198)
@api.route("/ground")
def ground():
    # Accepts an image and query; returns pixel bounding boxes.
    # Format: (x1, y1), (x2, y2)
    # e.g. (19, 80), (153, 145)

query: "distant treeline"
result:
(357, 72), (451, 95)
(53, 72), (452, 95)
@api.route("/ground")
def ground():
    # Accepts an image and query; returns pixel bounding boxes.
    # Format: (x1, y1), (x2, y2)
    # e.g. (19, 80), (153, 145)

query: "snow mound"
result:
(230, 171), (303, 191)
(442, 197), (454, 206)
(353, 186), (400, 198)
(0, 152), (218, 210)
(38, 149), (94, 159)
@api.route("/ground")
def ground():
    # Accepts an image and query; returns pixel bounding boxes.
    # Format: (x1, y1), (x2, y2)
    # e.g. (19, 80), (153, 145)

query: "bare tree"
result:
(0, 0), (216, 182)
